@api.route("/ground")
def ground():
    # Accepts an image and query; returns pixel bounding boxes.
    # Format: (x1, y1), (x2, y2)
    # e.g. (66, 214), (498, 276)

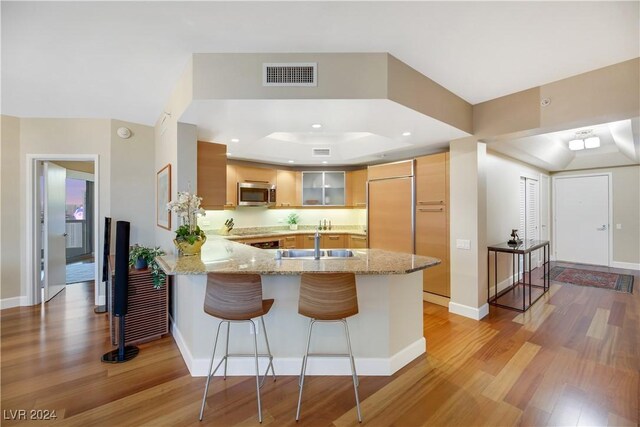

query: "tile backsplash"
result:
(198, 208), (366, 231)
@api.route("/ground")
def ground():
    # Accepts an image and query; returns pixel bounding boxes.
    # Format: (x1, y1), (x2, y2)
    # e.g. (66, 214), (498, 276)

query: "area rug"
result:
(66, 262), (95, 284)
(548, 267), (633, 293)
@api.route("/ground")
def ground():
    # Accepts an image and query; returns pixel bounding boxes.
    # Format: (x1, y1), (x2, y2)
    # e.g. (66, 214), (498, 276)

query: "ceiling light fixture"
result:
(226, 152), (232, 156)
(311, 124), (322, 129)
(568, 130), (599, 151)
(584, 136), (600, 149)
(231, 138), (239, 143)
(288, 160), (294, 163)
(322, 161), (328, 164)
(402, 131), (411, 136)
(568, 139), (584, 151)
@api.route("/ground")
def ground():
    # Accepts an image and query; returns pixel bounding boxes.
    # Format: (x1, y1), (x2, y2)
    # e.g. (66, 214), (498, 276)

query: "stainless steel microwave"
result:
(237, 182), (276, 206)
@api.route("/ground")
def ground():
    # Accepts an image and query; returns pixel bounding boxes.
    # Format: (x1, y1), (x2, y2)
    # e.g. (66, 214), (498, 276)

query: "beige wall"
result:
(552, 165), (640, 266)
(0, 117), (155, 306)
(110, 119), (156, 247)
(1, 116), (22, 301)
(449, 138), (487, 315)
(486, 152), (550, 290)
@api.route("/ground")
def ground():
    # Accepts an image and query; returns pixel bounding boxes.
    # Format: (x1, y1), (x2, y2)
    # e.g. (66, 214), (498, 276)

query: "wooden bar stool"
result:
(199, 273), (276, 423)
(296, 273), (362, 422)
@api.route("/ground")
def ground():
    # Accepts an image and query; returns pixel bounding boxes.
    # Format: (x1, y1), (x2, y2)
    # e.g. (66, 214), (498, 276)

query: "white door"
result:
(519, 177), (540, 270)
(44, 162), (67, 301)
(555, 175), (609, 266)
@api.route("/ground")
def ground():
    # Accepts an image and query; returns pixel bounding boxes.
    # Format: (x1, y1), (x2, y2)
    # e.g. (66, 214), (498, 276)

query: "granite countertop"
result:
(156, 236), (440, 276)
(214, 227), (366, 241)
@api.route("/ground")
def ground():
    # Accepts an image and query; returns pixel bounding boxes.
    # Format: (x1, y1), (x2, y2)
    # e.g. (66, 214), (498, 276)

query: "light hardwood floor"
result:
(1, 262), (638, 426)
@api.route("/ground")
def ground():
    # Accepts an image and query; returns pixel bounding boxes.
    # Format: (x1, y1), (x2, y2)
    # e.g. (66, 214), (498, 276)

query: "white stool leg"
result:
(342, 319), (362, 422)
(260, 316), (276, 383)
(249, 319), (263, 423)
(199, 320), (225, 421)
(223, 321), (230, 379)
(296, 319), (315, 421)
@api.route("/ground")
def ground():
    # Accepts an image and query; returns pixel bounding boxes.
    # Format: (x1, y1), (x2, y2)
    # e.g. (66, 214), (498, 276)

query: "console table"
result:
(487, 240), (550, 312)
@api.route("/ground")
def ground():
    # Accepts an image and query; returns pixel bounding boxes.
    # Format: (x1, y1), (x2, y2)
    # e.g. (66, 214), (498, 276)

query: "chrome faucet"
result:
(314, 229), (321, 260)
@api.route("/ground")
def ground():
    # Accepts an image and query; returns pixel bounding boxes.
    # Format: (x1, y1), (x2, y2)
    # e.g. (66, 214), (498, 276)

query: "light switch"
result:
(456, 239), (471, 250)
(616, 224), (622, 230)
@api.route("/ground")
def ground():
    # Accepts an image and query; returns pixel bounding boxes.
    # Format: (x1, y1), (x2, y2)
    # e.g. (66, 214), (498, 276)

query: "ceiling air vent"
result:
(312, 148), (331, 157)
(263, 62), (317, 87)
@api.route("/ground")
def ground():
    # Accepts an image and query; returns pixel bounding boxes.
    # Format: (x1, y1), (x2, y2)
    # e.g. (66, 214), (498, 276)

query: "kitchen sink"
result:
(276, 249), (356, 259)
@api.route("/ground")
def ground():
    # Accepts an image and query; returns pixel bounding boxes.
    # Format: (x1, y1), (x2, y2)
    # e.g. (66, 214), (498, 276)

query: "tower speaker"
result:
(94, 217), (111, 314)
(102, 220), (139, 363)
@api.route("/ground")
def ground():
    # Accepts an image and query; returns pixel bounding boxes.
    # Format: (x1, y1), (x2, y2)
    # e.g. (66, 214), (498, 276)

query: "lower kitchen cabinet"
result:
(281, 235), (297, 249)
(301, 234), (316, 249)
(348, 234), (367, 249)
(322, 234), (345, 248)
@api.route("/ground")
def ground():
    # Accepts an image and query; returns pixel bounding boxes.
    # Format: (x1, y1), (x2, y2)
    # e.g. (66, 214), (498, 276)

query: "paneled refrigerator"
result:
(367, 160), (415, 254)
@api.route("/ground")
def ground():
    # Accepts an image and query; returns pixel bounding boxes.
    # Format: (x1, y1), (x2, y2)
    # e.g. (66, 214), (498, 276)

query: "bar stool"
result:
(296, 273), (362, 422)
(199, 273), (276, 423)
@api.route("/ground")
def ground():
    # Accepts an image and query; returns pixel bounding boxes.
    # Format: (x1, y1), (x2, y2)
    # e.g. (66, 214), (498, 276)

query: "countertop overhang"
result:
(157, 236), (440, 276)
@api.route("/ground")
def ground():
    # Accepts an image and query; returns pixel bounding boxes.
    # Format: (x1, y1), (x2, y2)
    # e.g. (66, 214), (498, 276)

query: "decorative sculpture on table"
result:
(508, 229), (522, 246)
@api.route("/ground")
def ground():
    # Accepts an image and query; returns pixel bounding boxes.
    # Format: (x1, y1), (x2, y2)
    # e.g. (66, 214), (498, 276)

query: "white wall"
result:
(199, 208), (366, 231)
(486, 151), (549, 289)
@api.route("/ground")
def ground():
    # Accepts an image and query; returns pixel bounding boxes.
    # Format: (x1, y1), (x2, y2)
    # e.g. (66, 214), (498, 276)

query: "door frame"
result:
(551, 172), (613, 266)
(25, 154), (100, 306)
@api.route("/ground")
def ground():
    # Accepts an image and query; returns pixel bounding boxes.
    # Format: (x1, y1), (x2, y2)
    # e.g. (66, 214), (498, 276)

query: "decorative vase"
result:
(289, 224), (298, 231)
(134, 257), (148, 270)
(173, 235), (207, 256)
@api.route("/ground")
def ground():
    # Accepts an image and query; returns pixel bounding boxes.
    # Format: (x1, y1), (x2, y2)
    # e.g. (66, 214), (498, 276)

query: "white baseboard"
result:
(0, 296), (28, 310)
(96, 295), (105, 306)
(448, 301), (489, 320)
(488, 273), (519, 299)
(611, 261), (640, 271)
(423, 292), (449, 307)
(172, 318), (425, 377)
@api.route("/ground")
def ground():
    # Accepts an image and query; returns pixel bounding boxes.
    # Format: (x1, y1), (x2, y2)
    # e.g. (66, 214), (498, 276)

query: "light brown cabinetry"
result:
(415, 152), (450, 298)
(276, 170), (301, 207)
(225, 165), (237, 208)
(300, 233), (346, 249)
(197, 141), (227, 210)
(322, 234), (346, 249)
(281, 235), (297, 249)
(235, 165), (276, 185)
(348, 234), (367, 249)
(346, 169), (367, 207)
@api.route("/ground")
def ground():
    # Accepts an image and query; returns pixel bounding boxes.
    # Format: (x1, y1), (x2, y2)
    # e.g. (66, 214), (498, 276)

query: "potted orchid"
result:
(167, 191), (207, 256)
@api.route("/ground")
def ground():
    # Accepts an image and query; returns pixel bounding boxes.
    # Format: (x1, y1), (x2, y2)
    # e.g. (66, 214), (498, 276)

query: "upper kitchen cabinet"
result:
(415, 153), (447, 205)
(197, 141), (227, 210)
(276, 169), (301, 207)
(235, 165), (276, 185)
(302, 172), (345, 206)
(225, 164), (237, 208)
(346, 169), (367, 207)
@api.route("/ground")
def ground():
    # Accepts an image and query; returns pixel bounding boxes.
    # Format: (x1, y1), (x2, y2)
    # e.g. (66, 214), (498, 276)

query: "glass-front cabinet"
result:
(302, 171), (345, 206)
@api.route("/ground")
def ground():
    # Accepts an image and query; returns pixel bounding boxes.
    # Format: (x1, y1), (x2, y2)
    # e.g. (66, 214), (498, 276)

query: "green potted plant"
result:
(167, 191), (207, 256)
(128, 244), (166, 289)
(286, 212), (300, 230)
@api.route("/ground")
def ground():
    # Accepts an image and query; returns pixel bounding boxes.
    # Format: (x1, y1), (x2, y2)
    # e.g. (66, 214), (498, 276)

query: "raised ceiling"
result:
(2, 1), (638, 126)
(182, 99), (469, 165)
(3, 2), (639, 168)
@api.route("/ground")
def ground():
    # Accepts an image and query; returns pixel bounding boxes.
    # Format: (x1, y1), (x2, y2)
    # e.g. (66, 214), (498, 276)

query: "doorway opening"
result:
(27, 155), (100, 306)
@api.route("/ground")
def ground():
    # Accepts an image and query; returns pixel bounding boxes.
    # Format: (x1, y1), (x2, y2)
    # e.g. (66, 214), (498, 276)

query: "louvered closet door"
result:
(519, 177), (540, 269)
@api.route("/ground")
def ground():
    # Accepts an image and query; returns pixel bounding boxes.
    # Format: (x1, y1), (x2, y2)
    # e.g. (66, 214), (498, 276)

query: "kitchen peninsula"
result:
(157, 237), (440, 377)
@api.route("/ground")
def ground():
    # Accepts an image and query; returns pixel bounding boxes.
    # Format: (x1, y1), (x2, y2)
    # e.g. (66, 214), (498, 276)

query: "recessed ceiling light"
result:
(322, 161), (328, 164)
(402, 131), (412, 137)
(288, 160), (295, 163)
(226, 152), (232, 156)
(231, 138), (239, 143)
(311, 124), (322, 129)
